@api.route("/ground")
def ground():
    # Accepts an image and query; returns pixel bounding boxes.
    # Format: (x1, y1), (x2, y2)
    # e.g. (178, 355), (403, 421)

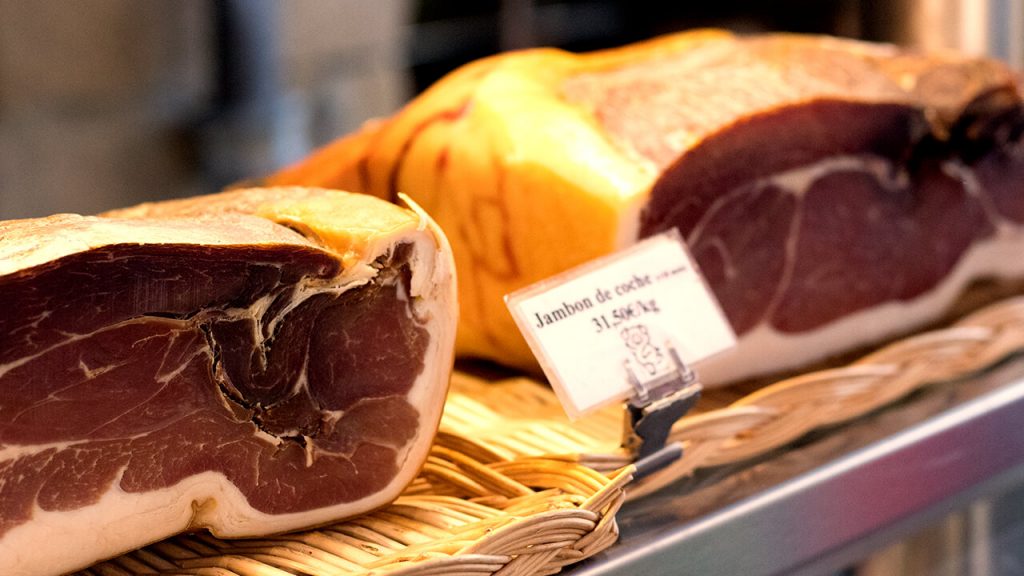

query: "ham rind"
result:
(266, 31), (1024, 384)
(0, 188), (457, 576)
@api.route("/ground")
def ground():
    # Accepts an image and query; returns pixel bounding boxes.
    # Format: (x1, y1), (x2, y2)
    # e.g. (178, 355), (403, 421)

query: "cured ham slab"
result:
(0, 187), (457, 576)
(268, 31), (1024, 384)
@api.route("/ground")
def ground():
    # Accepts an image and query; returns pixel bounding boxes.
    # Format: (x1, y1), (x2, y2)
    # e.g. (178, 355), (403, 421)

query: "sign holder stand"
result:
(621, 344), (702, 479)
(503, 229), (735, 479)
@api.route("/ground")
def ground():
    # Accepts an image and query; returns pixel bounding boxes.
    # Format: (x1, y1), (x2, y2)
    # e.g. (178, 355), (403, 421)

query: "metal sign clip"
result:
(621, 343), (702, 478)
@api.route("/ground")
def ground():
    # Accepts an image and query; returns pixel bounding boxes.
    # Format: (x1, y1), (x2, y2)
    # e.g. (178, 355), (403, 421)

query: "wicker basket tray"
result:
(441, 297), (1024, 499)
(84, 296), (1024, 576)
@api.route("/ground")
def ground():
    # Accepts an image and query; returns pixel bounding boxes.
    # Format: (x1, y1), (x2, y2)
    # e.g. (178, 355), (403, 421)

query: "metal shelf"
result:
(570, 356), (1024, 575)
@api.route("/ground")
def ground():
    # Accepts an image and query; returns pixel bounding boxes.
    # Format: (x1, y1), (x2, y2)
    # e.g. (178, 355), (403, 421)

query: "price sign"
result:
(505, 229), (735, 419)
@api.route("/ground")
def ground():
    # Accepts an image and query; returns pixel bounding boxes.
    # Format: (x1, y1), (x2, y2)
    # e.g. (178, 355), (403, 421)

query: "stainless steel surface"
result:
(569, 357), (1024, 575)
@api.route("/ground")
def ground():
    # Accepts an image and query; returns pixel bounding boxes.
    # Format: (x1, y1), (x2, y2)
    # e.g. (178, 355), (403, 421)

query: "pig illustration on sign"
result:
(621, 324), (664, 376)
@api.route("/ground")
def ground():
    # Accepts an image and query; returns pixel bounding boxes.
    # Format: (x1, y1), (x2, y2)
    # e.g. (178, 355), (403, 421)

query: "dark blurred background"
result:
(0, 0), (1021, 219)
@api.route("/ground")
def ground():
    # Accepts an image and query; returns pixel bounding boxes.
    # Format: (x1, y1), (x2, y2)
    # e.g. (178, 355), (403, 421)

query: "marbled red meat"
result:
(0, 188), (457, 576)
(562, 35), (1024, 381)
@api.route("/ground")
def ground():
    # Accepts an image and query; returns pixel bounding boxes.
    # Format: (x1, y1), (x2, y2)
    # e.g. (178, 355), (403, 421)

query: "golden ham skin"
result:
(267, 30), (1024, 383)
(265, 33), (681, 369)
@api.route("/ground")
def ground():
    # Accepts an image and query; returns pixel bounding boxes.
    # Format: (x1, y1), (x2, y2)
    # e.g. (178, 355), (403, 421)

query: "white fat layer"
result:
(0, 468), (406, 576)
(0, 330), (95, 381)
(696, 225), (1024, 385)
(767, 154), (907, 197)
(0, 439), (127, 461)
(617, 153), (905, 252)
(392, 219), (458, 492)
(402, 231), (457, 411)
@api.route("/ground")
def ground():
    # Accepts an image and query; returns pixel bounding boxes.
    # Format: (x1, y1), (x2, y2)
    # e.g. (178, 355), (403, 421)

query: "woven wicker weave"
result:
(85, 296), (1024, 575)
(441, 297), (1024, 499)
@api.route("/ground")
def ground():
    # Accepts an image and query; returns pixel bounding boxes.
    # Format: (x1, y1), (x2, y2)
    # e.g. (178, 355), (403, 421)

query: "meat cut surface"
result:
(266, 31), (1024, 383)
(565, 38), (1023, 335)
(0, 189), (457, 576)
(563, 35), (1024, 380)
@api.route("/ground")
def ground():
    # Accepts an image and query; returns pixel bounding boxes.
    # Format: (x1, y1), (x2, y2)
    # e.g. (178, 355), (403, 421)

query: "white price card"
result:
(504, 229), (736, 419)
